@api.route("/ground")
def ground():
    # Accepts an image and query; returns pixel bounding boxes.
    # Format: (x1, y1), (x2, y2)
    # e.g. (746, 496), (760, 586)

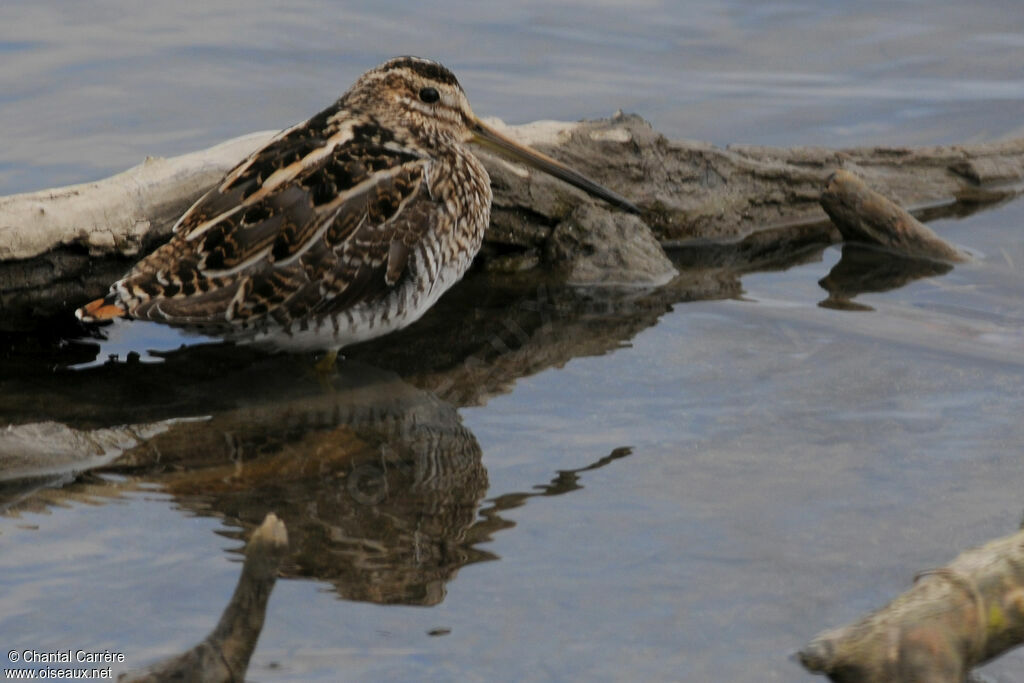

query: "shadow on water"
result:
(0, 234), (819, 578)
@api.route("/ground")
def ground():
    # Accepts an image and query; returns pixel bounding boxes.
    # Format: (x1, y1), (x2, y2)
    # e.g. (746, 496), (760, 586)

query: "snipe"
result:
(77, 56), (638, 350)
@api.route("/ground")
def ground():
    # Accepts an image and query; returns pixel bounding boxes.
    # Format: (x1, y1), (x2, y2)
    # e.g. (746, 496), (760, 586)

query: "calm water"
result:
(2, 2), (1024, 681)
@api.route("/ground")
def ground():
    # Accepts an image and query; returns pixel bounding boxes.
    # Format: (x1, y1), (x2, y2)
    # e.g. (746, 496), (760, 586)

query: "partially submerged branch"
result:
(799, 526), (1024, 682)
(815, 169), (969, 310)
(820, 170), (970, 263)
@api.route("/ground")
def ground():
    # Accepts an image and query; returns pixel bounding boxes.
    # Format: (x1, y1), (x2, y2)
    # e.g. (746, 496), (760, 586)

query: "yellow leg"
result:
(313, 349), (339, 376)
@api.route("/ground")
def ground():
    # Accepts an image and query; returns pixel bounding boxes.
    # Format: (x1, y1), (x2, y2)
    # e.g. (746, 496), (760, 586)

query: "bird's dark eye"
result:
(418, 87), (440, 104)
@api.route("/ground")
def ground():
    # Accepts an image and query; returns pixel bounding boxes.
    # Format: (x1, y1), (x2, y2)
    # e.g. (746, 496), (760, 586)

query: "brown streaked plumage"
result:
(76, 56), (639, 351)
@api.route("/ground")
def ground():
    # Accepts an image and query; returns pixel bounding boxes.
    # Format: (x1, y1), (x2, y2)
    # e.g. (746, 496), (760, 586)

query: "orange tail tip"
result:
(76, 296), (127, 322)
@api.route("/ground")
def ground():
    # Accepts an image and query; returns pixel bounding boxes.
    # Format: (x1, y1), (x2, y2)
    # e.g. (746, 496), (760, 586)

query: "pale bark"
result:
(0, 131), (274, 262)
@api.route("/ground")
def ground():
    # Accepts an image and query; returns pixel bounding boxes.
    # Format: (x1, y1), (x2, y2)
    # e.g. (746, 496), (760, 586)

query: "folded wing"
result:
(101, 113), (441, 331)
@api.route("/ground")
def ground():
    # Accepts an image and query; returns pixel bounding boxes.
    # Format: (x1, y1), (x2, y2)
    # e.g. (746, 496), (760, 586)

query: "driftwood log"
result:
(799, 525), (1024, 682)
(1, 114), (1023, 329)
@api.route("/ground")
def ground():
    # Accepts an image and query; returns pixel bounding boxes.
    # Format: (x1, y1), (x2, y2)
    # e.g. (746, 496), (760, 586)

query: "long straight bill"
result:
(470, 119), (640, 214)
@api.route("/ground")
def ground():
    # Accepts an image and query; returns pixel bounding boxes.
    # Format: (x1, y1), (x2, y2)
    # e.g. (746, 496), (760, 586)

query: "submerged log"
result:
(799, 526), (1024, 682)
(1, 115), (1022, 327)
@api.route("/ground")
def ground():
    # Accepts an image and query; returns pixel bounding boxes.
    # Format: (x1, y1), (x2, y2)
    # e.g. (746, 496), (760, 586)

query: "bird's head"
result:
(346, 56), (640, 214)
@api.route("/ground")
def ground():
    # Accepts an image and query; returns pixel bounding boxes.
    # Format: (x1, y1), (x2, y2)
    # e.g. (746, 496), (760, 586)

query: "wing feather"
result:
(118, 110), (443, 330)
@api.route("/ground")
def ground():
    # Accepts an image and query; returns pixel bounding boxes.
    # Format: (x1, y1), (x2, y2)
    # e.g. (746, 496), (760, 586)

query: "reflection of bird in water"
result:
(1, 360), (635, 611)
(0, 361), (487, 606)
(108, 362), (491, 606)
(77, 56), (637, 351)
(2, 343), (636, 607)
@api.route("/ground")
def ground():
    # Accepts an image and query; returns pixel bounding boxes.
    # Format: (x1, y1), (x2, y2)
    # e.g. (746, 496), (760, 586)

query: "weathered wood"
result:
(0, 132), (275, 262)
(820, 169), (970, 263)
(476, 116), (1024, 249)
(0, 132), (275, 327)
(799, 526), (1024, 682)
(1, 115), (1022, 327)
